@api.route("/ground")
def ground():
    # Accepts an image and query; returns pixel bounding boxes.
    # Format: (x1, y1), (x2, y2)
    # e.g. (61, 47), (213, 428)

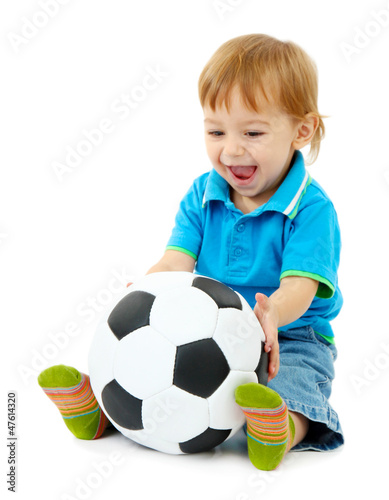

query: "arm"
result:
(126, 250), (195, 288)
(146, 249), (196, 275)
(254, 276), (319, 382)
(267, 275), (319, 327)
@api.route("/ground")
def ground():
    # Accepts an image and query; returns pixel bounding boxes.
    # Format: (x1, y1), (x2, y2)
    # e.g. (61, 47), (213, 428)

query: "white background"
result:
(1, 0), (389, 499)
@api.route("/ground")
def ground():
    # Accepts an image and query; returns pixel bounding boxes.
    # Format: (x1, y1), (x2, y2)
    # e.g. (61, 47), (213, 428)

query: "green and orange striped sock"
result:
(235, 383), (295, 471)
(38, 365), (110, 440)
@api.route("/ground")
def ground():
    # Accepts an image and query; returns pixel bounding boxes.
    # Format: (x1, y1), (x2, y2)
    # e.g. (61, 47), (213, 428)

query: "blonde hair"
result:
(198, 34), (325, 164)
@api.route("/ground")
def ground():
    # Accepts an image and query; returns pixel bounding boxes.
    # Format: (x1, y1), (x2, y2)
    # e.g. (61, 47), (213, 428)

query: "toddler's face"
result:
(203, 89), (301, 211)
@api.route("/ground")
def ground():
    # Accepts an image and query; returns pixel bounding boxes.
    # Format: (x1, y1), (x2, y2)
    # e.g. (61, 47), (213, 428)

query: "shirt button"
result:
(234, 248), (242, 256)
(237, 223), (245, 232)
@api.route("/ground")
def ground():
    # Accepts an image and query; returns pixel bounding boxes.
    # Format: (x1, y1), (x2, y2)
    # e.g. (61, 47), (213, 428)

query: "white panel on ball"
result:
(113, 326), (176, 400)
(142, 386), (209, 443)
(150, 286), (218, 345)
(208, 370), (258, 429)
(213, 307), (263, 371)
(121, 428), (182, 455)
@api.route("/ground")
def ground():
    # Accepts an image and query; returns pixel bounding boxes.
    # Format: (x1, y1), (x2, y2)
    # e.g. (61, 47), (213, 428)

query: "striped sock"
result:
(235, 383), (295, 470)
(38, 365), (110, 440)
(243, 402), (290, 446)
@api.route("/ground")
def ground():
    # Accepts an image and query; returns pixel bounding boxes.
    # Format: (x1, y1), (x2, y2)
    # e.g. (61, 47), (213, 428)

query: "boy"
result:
(39, 34), (344, 471)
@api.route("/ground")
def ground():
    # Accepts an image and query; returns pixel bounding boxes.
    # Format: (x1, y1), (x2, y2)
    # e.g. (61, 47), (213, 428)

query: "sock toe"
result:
(235, 382), (282, 409)
(38, 365), (81, 389)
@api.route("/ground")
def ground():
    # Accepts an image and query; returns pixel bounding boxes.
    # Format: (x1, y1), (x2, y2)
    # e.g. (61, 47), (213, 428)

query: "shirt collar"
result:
(202, 150), (311, 219)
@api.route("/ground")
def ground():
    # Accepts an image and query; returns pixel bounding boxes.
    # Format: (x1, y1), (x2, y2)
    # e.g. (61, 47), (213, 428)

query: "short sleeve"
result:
(280, 198), (341, 299)
(166, 176), (206, 260)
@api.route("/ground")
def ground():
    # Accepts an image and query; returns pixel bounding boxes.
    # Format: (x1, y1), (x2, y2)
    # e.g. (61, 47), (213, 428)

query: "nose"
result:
(221, 136), (245, 161)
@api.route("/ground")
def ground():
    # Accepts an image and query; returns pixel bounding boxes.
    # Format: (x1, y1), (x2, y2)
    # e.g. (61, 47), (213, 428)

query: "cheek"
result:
(205, 142), (220, 162)
(247, 136), (287, 163)
(245, 143), (267, 162)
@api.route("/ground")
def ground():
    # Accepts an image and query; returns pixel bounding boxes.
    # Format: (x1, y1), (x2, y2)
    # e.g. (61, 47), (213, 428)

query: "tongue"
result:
(230, 166), (256, 179)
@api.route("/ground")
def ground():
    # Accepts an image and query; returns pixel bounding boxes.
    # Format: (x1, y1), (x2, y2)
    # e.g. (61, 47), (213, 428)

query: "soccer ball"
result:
(88, 272), (267, 454)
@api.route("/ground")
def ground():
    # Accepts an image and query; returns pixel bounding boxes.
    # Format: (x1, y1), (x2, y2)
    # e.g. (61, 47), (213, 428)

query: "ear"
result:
(292, 113), (319, 150)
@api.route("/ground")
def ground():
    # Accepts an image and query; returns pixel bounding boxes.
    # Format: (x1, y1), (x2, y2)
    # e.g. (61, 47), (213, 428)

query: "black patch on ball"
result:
(255, 342), (268, 386)
(173, 338), (230, 398)
(192, 276), (242, 310)
(107, 291), (156, 340)
(179, 427), (231, 453)
(102, 380), (143, 430)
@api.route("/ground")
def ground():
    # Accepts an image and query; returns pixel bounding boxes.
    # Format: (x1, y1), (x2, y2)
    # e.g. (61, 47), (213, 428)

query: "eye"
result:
(207, 130), (224, 137)
(246, 131), (264, 137)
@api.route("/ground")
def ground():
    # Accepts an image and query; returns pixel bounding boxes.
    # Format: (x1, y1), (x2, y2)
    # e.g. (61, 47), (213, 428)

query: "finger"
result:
(126, 282), (133, 288)
(264, 328), (278, 352)
(255, 292), (270, 311)
(267, 343), (280, 380)
(254, 293), (269, 320)
(253, 303), (263, 323)
(268, 361), (278, 382)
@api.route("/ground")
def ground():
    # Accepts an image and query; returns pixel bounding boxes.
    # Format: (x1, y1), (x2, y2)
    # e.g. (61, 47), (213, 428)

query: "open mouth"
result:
(228, 165), (257, 184)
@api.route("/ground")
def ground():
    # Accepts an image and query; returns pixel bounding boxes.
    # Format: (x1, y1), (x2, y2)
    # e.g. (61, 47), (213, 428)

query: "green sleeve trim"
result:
(280, 270), (335, 299)
(314, 331), (335, 344)
(165, 246), (197, 260)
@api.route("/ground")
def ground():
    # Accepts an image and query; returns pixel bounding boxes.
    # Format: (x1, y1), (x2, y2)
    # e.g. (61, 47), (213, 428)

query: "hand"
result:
(126, 282), (133, 288)
(254, 292), (280, 383)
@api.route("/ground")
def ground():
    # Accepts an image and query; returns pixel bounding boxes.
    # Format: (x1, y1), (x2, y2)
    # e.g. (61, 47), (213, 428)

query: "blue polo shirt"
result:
(166, 151), (342, 341)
